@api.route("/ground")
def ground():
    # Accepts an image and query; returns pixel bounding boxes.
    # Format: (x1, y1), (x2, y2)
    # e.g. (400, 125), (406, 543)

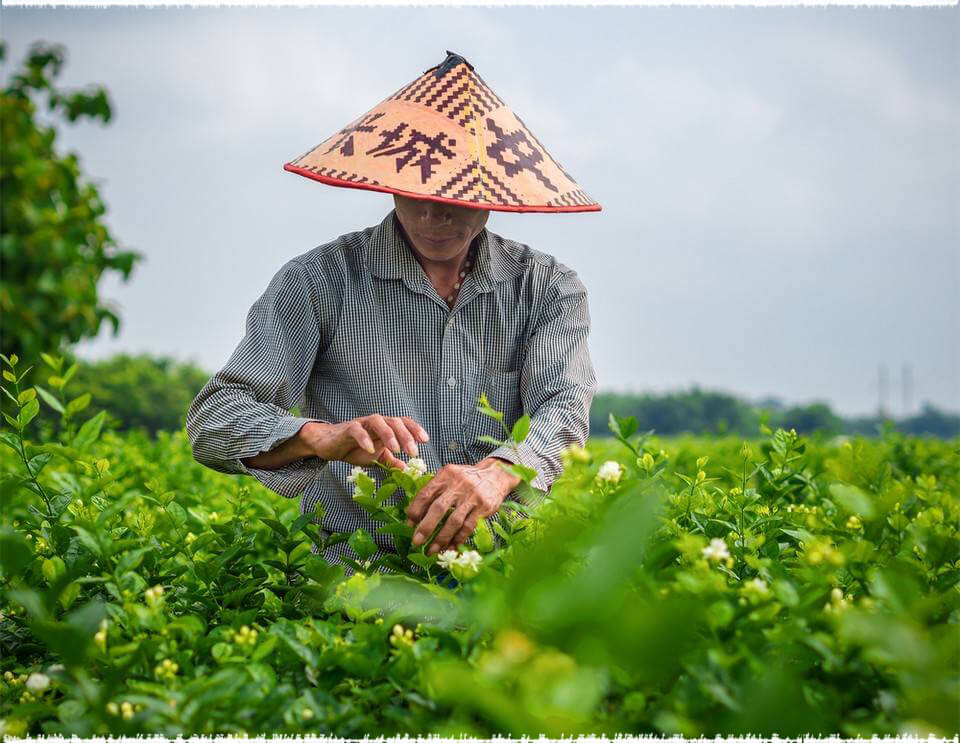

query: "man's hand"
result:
(405, 458), (522, 554)
(303, 415), (429, 469)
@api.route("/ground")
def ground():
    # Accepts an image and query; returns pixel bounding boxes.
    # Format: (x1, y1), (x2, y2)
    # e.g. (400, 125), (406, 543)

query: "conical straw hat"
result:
(284, 51), (600, 213)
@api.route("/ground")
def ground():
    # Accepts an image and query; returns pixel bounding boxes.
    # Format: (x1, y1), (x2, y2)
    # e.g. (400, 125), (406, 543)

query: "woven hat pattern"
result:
(284, 53), (600, 213)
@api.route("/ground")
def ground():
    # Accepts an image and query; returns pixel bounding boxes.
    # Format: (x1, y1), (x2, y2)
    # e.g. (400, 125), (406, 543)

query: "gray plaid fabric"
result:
(186, 208), (596, 572)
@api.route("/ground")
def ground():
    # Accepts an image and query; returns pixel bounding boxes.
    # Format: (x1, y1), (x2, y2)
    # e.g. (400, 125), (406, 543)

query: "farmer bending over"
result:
(185, 51), (599, 572)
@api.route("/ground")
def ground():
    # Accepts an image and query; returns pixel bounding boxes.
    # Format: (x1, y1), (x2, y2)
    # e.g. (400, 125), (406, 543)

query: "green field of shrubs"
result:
(1, 353), (958, 737)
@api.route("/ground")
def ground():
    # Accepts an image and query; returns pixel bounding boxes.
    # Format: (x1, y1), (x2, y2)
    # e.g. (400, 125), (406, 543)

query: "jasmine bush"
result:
(1, 353), (957, 737)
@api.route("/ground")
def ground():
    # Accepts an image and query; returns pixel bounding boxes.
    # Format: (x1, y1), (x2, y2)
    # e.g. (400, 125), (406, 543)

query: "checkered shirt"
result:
(185, 209), (596, 572)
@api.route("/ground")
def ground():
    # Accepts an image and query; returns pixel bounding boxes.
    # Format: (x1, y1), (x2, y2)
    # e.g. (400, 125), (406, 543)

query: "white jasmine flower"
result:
(744, 578), (769, 594)
(346, 466), (365, 484)
(402, 457), (428, 477)
(596, 460), (623, 484)
(702, 538), (731, 562)
(26, 673), (50, 693)
(456, 550), (483, 570)
(437, 550), (459, 570)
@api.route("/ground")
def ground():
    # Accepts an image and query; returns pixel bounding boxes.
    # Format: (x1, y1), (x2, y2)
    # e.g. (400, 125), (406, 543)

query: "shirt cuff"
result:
(234, 415), (329, 498)
(487, 443), (550, 507)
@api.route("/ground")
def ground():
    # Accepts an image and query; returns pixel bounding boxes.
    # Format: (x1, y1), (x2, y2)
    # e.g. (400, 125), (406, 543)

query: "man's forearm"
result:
(241, 421), (321, 470)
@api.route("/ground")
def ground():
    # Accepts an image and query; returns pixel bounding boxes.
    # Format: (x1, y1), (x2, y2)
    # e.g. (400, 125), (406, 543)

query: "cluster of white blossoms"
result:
(346, 466), (368, 498)
(437, 549), (484, 580)
(596, 460), (623, 485)
(702, 538), (731, 563)
(402, 457), (428, 478)
(25, 673), (50, 694)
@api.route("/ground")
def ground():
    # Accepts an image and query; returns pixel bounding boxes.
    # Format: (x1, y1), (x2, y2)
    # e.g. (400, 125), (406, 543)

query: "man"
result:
(185, 52), (600, 571)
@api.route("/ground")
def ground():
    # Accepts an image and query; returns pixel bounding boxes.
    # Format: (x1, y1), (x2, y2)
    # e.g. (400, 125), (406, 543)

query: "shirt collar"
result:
(366, 209), (524, 293)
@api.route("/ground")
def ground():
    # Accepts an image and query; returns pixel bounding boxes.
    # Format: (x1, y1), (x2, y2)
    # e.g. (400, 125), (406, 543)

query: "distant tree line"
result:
(11, 354), (957, 441)
(590, 388), (960, 439)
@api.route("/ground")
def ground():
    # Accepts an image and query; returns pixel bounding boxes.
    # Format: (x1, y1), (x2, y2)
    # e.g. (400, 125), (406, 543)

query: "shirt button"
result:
(446, 376), (457, 388)
(448, 440), (459, 451)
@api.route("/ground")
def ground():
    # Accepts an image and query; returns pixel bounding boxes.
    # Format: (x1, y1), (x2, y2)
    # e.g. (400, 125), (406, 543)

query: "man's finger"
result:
(451, 510), (481, 549)
(412, 493), (453, 548)
(348, 421), (376, 454)
(406, 469), (447, 526)
(429, 501), (474, 555)
(376, 445), (405, 469)
(402, 416), (430, 444)
(385, 417), (419, 458)
(363, 415), (402, 453)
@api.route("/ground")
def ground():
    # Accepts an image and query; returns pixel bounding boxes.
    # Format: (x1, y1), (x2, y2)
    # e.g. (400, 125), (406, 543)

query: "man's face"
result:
(393, 194), (490, 261)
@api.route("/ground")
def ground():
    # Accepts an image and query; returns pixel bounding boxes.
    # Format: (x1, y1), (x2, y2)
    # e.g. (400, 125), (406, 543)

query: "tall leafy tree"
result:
(0, 41), (143, 364)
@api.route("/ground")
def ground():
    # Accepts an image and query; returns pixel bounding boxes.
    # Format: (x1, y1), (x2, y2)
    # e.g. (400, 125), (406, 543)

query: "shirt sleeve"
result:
(185, 258), (332, 499)
(489, 267), (597, 498)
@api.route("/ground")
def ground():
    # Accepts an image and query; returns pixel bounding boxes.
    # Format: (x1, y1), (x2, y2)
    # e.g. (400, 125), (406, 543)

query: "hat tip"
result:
(426, 50), (474, 78)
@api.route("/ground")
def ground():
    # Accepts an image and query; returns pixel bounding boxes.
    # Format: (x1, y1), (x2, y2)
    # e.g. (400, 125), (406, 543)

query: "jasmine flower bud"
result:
(596, 460), (623, 484)
(702, 538), (730, 562)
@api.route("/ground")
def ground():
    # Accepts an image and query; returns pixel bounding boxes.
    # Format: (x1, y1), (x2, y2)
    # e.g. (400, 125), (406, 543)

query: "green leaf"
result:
(289, 512), (314, 536)
(64, 393), (91, 417)
(251, 635), (278, 661)
(0, 431), (20, 452)
(355, 472), (377, 497)
(348, 528), (377, 561)
(351, 494), (380, 514)
(780, 527), (816, 544)
(406, 552), (434, 570)
(511, 414), (531, 444)
(259, 518), (288, 538)
(42, 556), (66, 583)
(0, 528), (34, 579)
(504, 463), (538, 483)
(72, 410), (107, 450)
(376, 522), (414, 538)
(18, 398), (40, 427)
(473, 517), (494, 553)
(829, 483), (876, 520)
(40, 353), (62, 372)
(773, 579), (800, 607)
(165, 501), (187, 528)
(375, 482), (398, 504)
(26, 452), (53, 477)
(301, 556), (343, 588)
(476, 434), (504, 447)
(33, 384), (64, 413)
(71, 525), (103, 557)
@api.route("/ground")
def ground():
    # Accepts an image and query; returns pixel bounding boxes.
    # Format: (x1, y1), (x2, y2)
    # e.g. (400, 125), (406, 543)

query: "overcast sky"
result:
(3, 6), (958, 417)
